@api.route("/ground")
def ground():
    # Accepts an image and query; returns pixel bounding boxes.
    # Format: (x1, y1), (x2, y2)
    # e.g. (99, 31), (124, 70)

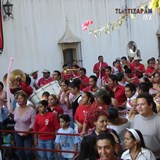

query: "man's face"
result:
(89, 78), (96, 88)
(125, 87), (135, 98)
(136, 98), (152, 117)
(80, 70), (85, 77)
(98, 57), (103, 63)
(53, 72), (59, 80)
(32, 72), (38, 79)
(43, 72), (50, 79)
(96, 139), (115, 160)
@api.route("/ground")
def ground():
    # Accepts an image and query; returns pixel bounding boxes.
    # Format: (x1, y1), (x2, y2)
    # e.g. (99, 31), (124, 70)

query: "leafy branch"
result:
(84, 0), (159, 37)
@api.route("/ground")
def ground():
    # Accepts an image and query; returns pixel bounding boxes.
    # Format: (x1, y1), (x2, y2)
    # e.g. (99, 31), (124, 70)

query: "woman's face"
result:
(61, 82), (68, 92)
(153, 73), (160, 83)
(81, 93), (90, 105)
(96, 139), (115, 160)
(124, 131), (137, 150)
(95, 96), (104, 106)
(94, 115), (108, 133)
(17, 95), (26, 106)
(48, 96), (57, 106)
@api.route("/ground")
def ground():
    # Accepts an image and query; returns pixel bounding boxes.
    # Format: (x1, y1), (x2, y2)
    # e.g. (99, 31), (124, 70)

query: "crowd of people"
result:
(0, 55), (160, 160)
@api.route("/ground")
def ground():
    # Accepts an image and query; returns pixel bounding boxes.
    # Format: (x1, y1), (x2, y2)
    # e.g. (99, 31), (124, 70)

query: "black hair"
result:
(121, 56), (127, 60)
(42, 91), (50, 97)
(38, 100), (48, 108)
(101, 94), (112, 105)
(53, 70), (61, 77)
(102, 85), (115, 98)
(96, 132), (116, 147)
(83, 91), (95, 104)
(138, 82), (150, 93)
(113, 61), (116, 66)
(127, 129), (146, 148)
(0, 81), (4, 89)
(89, 75), (97, 82)
(79, 135), (97, 160)
(98, 55), (103, 59)
(63, 64), (68, 68)
(142, 77), (153, 88)
(59, 114), (70, 122)
(125, 83), (137, 92)
(117, 72), (124, 81)
(69, 78), (81, 89)
(61, 80), (70, 86)
(109, 74), (118, 83)
(147, 58), (153, 64)
(105, 66), (112, 72)
(124, 68), (131, 74)
(25, 74), (31, 85)
(107, 107), (118, 122)
(80, 67), (86, 74)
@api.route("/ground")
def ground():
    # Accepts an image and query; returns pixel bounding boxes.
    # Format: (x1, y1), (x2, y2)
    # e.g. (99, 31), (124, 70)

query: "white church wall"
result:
(0, 0), (159, 81)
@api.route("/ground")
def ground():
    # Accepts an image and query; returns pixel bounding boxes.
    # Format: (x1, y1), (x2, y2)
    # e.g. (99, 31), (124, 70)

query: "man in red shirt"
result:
(83, 75), (99, 94)
(79, 68), (89, 90)
(124, 68), (139, 86)
(121, 56), (135, 72)
(132, 56), (145, 79)
(145, 58), (158, 78)
(108, 74), (126, 109)
(37, 69), (53, 88)
(93, 55), (108, 78)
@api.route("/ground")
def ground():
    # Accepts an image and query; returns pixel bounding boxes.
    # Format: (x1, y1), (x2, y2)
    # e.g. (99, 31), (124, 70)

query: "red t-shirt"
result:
(132, 63), (145, 78)
(79, 75), (89, 90)
(34, 112), (60, 140)
(38, 77), (53, 87)
(61, 71), (74, 80)
(102, 75), (109, 85)
(93, 62), (108, 78)
(10, 81), (33, 97)
(82, 86), (99, 94)
(74, 104), (92, 133)
(48, 105), (64, 117)
(145, 66), (156, 78)
(111, 84), (126, 107)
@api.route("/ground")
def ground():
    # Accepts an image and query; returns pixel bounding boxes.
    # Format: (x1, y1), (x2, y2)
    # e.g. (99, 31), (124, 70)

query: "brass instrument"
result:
(127, 41), (141, 58)
(63, 68), (80, 74)
(3, 69), (26, 89)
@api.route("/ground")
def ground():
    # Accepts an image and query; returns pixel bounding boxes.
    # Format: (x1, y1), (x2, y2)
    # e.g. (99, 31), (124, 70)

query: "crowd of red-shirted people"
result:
(0, 56), (160, 160)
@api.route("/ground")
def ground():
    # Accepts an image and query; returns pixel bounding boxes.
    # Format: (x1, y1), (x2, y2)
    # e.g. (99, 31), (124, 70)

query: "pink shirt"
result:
(59, 92), (74, 117)
(14, 106), (36, 136)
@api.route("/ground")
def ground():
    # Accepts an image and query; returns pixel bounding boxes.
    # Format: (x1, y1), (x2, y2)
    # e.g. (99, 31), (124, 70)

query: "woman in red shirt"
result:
(48, 94), (64, 118)
(74, 91), (94, 134)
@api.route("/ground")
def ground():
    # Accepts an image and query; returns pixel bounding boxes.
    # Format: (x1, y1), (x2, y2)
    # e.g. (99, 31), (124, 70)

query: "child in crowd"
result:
(96, 132), (121, 160)
(34, 100), (60, 160)
(55, 114), (80, 160)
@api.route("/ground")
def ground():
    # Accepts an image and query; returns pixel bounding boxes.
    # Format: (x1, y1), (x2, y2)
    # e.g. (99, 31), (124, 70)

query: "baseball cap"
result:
(42, 69), (50, 73)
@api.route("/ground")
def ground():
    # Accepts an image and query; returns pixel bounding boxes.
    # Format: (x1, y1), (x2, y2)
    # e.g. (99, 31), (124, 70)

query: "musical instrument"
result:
(3, 69), (26, 89)
(63, 68), (80, 74)
(29, 81), (61, 105)
(127, 41), (141, 58)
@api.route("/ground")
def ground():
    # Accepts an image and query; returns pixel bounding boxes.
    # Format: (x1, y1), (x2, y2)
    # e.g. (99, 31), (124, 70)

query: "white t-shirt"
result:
(55, 127), (80, 158)
(121, 148), (156, 160)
